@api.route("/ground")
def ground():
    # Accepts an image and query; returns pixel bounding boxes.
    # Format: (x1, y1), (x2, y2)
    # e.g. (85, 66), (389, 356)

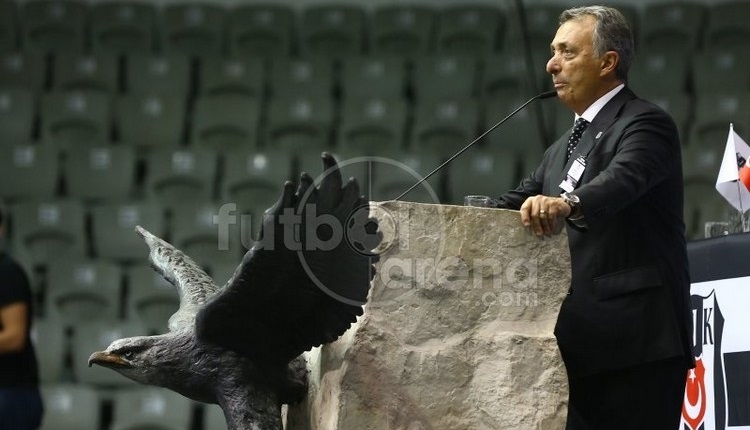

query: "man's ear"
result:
(600, 51), (619, 77)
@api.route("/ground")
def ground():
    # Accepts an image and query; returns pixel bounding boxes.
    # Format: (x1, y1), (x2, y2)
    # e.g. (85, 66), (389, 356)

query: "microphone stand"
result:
(394, 90), (557, 201)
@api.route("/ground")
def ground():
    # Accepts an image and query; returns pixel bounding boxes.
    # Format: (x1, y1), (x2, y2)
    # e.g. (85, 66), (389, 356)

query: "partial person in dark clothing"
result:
(494, 6), (693, 430)
(0, 208), (44, 430)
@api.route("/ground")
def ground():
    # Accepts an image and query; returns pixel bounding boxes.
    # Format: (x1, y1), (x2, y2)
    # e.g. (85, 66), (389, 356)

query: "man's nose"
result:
(546, 56), (559, 74)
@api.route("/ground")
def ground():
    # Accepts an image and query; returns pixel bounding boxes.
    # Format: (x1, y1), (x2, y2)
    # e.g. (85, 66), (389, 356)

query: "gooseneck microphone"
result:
(394, 90), (558, 201)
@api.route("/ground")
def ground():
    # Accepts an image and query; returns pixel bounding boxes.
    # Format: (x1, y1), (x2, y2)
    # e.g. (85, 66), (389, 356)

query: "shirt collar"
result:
(574, 83), (625, 123)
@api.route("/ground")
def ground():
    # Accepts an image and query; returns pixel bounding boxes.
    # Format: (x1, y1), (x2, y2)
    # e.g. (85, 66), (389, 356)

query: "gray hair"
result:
(560, 5), (634, 81)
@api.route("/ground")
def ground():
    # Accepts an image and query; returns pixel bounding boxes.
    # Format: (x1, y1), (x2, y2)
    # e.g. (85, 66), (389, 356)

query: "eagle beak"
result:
(88, 351), (129, 368)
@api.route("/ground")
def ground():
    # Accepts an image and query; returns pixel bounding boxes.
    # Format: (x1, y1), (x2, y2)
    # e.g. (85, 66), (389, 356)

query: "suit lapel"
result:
(553, 87), (636, 192)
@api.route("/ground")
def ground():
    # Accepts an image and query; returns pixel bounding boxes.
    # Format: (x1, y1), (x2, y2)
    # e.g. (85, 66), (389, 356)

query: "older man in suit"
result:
(495, 6), (693, 430)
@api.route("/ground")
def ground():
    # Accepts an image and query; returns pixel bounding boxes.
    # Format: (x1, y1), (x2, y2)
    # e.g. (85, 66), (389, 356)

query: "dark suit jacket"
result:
(497, 87), (694, 377)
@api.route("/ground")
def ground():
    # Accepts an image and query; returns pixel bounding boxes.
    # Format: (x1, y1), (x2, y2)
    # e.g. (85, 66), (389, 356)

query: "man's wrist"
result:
(561, 192), (583, 219)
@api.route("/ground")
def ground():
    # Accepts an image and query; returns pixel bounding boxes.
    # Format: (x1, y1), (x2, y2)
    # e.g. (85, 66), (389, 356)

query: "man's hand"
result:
(520, 195), (572, 237)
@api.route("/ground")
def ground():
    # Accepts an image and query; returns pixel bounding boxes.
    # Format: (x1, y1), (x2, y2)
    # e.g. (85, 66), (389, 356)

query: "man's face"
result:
(546, 15), (607, 114)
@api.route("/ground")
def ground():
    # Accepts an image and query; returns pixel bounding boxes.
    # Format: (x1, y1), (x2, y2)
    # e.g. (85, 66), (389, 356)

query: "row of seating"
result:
(2, 1), (746, 58)
(1, 88), (748, 155)
(39, 383), (227, 429)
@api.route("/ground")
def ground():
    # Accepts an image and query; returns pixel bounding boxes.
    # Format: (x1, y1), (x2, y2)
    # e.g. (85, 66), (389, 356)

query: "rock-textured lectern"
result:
(288, 201), (571, 430)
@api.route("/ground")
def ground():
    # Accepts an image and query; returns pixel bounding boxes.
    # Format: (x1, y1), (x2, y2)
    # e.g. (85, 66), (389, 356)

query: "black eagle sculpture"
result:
(88, 153), (379, 430)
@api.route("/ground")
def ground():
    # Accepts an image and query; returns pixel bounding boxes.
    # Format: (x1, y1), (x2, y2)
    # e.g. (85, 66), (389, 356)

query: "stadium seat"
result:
(340, 56), (407, 100)
(190, 94), (261, 152)
(63, 145), (136, 202)
(125, 52), (192, 95)
(436, 4), (505, 56)
(9, 200), (85, 268)
(691, 50), (750, 94)
(125, 266), (179, 334)
(40, 91), (112, 149)
(628, 49), (690, 95)
(299, 5), (365, 58)
(39, 384), (101, 430)
(481, 51), (549, 101)
(446, 148), (517, 205)
(370, 5), (435, 57)
(45, 258), (122, 325)
(90, 201), (165, 263)
(144, 148), (218, 210)
(505, 3), (562, 56)
(110, 387), (194, 430)
(338, 97), (408, 154)
(90, 2), (157, 55)
(411, 54), (479, 100)
(115, 92), (186, 150)
(0, 50), (47, 91)
(70, 319), (143, 386)
(21, 0), (86, 54)
(220, 149), (292, 213)
(684, 182), (736, 241)
(267, 56), (334, 99)
(370, 150), (443, 203)
(203, 404), (228, 430)
(170, 201), (244, 267)
(0, 144), (59, 202)
(640, 2), (705, 53)
(227, 4), (295, 57)
(31, 318), (67, 383)
(52, 52), (119, 93)
(410, 97), (479, 157)
(0, 87), (36, 144)
(0, 0), (19, 52)
(264, 95), (334, 151)
(689, 93), (750, 148)
(645, 92), (693, 142)
(682, 143), (723, 185)
(704, 1), (750, 51)
(198, 56), (265, 99)
(161, 3), (226, 58)
(294, 149), (368, 190)
(483, 95), (552, 154)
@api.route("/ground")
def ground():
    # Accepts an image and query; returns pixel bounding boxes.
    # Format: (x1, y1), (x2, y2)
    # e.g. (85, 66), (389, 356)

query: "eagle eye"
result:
(123, 351), (135, 360)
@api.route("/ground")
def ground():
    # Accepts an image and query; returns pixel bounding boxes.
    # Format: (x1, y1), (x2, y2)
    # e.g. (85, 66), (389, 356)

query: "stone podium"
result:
(287, 201), (572, 430)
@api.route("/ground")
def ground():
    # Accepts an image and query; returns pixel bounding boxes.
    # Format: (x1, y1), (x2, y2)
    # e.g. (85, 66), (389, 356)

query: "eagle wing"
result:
(135, 225), (221, 333)
(194, 153), (379, 366)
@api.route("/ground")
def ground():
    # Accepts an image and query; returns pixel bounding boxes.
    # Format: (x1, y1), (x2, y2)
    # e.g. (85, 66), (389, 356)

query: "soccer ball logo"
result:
(345, 203), (393, 256)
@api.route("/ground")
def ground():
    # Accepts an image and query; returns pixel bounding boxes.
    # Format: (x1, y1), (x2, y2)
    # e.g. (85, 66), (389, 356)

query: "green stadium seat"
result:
(0, 0), (19, 52)
(203, 404), (227, 430)
(483, 95), (550, 154)
(0, 144), (59, 202)
(161, 3), (226, 58)
(20, 0), (86, 54)
(640, 2), (705, 53)
(481, 51), (548, 101)
(90, 201), (165, 263)
(228, 4), (295, 58)
(190, 94), (261, 153)
(338, 97), (408, 154)
(52, 52), (119, 93)
(144, 148), (218, 210)
(170, 201), (244, 267)
(689, 93), (750, 148)
(267, 56), (334, 99)
(410, 97), (479, 157)
(31, 318), (67, 383)
(682, 144), (723, 185)
(70, 320), (143, 386)
(115, 92), (186, 150)
(299, 5), (365, 58)
(63, 145), (137, 202)
(411, 54), (479, 100)
(40, 91), (112, 149)
(436, 4), (505, 56)
(704, 1), (750, 51)
(691, 50), (750, 94)
(125, 266), (179, 334)
(629, 49), (689, 95)
(0, 50), (47, 91)
(370, 5), (435, 57)
(125, 52), (192, 95)
(0, 87), (36, 144)
(370, 150), (443, 203)
(264, 95), (334, 151)
(220, 149), (292, 213)
(447, 147), (518, 205)
(10, 199), (86, 267)
(110, 387), (193, 430)
(90, 2), (157, 55)
(340, 56), (407, 100)
(39, 384), (101, 430)
(198, 56), (265, 99)
(505, 4), (562, 55)
(644, 92), (693, 142)
(45, 258), (122, 325)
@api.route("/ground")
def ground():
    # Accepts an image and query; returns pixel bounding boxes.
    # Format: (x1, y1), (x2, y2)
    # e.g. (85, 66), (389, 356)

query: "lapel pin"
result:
(596, 131), (603, 139)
